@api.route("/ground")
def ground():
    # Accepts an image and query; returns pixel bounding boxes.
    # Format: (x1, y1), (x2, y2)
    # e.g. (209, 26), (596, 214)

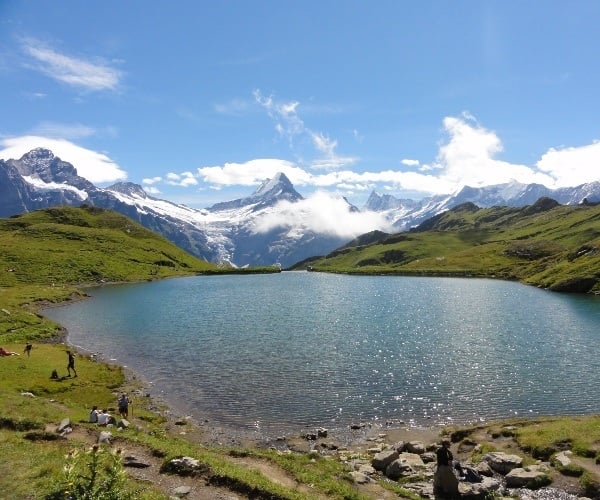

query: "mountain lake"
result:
(43, 271), (600, 437)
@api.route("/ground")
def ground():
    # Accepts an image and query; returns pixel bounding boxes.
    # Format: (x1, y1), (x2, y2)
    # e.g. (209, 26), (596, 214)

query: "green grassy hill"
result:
(306, 198), (600, 294)
(0, 205), (224, 342)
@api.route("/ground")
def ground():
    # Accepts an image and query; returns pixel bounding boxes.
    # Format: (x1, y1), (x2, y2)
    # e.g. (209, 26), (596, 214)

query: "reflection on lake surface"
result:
(44, 272), (600, 435)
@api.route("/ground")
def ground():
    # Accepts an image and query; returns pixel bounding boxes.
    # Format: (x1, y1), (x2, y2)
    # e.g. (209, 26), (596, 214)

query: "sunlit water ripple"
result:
(44, 272), (600, 436)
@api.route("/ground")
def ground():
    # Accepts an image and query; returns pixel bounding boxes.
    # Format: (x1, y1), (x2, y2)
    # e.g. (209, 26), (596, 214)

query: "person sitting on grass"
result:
(89, 405), (100, 423)
(97, 409), (116, 426)
(0, 347), (20, 356)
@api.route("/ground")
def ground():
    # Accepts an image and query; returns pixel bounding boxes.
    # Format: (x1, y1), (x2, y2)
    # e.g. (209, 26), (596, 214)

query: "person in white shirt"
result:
(89, 406), (99, 423)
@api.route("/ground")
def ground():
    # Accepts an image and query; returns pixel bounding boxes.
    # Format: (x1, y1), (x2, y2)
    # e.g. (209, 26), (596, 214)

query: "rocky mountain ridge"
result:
(1, 148), (599, 267)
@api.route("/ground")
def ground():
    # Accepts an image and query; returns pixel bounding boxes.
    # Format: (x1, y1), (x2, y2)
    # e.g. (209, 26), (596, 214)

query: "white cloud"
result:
(252, 191), (393, 239)
(253, 89), (304, 142)
(142, 176), (163, 185)
(21, 38), (122, 91)
(197, 158), (311, 187)
(401, 159), (420, 167)
(144, 186), (161, 195)
(536, 141), (600, 187)
(435, 114), (554, 188)
(165, 171), (198, 187)
(310, 131), (357, 170)
(0, 136), (127, 184)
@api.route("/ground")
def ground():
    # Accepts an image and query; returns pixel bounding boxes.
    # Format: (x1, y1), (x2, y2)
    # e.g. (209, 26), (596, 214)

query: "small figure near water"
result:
(433, 438), (459, 498)
(117, 393), (130, 418)
(0, 347), (20, 356)
(66, 350), (77, 377)
(23, 343), (32, 357)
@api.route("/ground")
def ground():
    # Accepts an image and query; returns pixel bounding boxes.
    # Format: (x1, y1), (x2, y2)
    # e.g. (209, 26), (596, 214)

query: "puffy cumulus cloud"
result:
(20, 38), (122, 92)
(252, 191), (394, 239)
(142, 176), (162, 185)
(165, 171), (197, 187)
(536, 141), (600, 187)
(436, 114), (554, 188)
(197, 158), (312, 187)
(0, 135), (127, 184)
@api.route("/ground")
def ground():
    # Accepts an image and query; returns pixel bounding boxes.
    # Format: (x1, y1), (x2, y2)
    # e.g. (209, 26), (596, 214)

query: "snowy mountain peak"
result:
(208, 172), (302, 212)
(12, 148), (56, 176)
(106, 182), (148, 199)
(251, 172), (299, 200)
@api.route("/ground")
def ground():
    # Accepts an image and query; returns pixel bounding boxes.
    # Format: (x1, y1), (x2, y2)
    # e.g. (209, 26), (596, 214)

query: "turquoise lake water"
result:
(44, 272), (600, 435)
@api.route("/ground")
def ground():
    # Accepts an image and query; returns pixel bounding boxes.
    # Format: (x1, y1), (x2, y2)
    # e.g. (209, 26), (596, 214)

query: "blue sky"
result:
(1, 1), (600, 209)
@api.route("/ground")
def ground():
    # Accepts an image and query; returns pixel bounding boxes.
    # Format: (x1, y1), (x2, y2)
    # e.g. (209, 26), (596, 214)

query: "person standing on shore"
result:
(117, 393), (130, 418)
(66, 350), (77, 377)
(434, 438), (459, 498)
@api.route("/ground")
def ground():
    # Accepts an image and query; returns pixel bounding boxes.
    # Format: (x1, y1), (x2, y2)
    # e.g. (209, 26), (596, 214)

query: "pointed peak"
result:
(106, 182), (148, 198)
(21, 148), (55, 162)
(252, 172), (294, 197)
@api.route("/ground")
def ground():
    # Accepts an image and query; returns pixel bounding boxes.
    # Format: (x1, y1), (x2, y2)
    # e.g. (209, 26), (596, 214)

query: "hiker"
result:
(0, 347), (20, 356)
(434, 438), (459, 498)
(66, 350), (77, 377)
(23, 343), (32, 357)
(89, 405), (100, 423)
(117, 393), (130, 418)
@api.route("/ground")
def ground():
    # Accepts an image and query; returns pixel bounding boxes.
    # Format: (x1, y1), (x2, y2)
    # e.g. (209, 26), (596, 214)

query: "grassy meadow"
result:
(0, 205), (599, 498)
(305, 199), (600, 294)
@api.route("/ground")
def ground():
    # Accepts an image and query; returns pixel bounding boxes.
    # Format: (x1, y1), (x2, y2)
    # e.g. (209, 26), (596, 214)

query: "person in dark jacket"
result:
(434, 439), (459, 498)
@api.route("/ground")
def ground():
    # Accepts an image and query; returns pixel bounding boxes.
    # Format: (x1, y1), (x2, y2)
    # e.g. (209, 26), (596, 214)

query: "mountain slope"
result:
(308, 198), (600, 294)
(0, 205), (219, 287)
(0, 150), (353, 267)
(365, 180), (600, 230)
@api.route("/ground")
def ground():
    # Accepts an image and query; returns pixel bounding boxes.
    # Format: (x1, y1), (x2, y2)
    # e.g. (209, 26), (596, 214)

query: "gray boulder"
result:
(385, 459), (413, 480)
(482, 452), (523, 474)
(372, 449), (399, 471)
(405, 440), (426, 454)
(458, 476), (502, 498)
(505, 465), (551, 488)
(98, 431), (112, 444)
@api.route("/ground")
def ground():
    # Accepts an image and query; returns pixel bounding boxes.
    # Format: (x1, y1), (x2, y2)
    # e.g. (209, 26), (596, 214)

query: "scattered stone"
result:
(421, 451), (436, 463)
(349, 471), (371, 484)
(123, 455), (151, 468)
(56, 418), (70, 434)
(393, 440), (405, 452)
(161, 456), (208, 476)
(482, 451), (523, 474)
(350, 422), (366, 430)
(371, 449), (399, 471)
(505, 465), (551, 488)
(20, 392), (35, 398)
(317, 427), (328, 438)
(475, 460), (494, 477)
(553, 451), (573, 468)
(458, 476), (502, 498)
(405, 440), (426, 454)
(98, 431), (112, 444)
(117, 418), (130, 429)
(385, 458), (414, 480)
(172, 485), (192, 497)
(302, 432), (317, 440)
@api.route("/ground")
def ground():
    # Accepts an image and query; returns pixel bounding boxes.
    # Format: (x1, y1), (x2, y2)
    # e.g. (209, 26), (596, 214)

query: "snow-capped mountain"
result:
(1, 148), (599, 267)
(0, 149), (353, 267)
(365, 180), (600, 230)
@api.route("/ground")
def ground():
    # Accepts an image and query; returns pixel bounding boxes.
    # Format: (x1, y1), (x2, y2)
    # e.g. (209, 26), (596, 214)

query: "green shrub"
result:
(46, 445), (134, 500)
